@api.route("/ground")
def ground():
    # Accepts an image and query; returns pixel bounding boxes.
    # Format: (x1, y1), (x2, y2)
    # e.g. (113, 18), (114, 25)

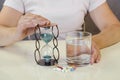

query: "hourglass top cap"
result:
(46, 23), (57, 27)
(36, 23), (57, 28)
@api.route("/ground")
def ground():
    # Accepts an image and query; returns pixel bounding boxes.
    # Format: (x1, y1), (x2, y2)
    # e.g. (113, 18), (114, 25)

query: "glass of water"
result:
(66, 31), (92, 67)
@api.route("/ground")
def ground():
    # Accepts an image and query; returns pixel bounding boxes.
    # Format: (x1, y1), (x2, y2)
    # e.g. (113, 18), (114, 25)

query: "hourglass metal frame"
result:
(34, 24), (60, 66)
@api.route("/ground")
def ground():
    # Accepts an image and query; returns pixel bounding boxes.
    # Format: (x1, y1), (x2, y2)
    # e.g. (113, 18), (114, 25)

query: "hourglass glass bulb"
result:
(40, 27), (53, 44)
(40, 27), (55, 66)
(41, 45), (53, 66)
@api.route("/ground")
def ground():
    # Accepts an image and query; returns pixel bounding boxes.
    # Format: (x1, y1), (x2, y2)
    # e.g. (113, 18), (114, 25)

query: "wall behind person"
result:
(0, 0), (4, 10)
(107, 0), (120, 20)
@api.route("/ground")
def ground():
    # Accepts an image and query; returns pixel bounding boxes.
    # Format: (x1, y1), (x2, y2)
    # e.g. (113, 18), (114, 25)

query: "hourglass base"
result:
(37, 59), (55, 66)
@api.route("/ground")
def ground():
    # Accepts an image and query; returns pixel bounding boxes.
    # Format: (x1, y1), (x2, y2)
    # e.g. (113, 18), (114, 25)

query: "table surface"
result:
(0, 40), (120, 80)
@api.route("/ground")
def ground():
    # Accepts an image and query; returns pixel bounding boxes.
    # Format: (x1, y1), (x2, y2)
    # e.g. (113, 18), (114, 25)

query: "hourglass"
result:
(34, 24), (60, 66)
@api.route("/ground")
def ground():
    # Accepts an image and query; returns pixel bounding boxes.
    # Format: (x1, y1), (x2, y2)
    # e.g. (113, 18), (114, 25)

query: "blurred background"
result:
(0, 0), (120, 35)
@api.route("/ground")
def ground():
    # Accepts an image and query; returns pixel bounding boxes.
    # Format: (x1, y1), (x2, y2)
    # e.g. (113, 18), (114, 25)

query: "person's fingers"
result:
(26, 28), (35, 35)
(21, 13), (51, 27)
(26, 13), (51, 25)
(94, 45), (101, 63)
(91, 48), (98, 64)
(96, 53), (101, 63)
(91, 42), (101, 64)
(17, 13), (56, 40)
(50, 23), (57, 26)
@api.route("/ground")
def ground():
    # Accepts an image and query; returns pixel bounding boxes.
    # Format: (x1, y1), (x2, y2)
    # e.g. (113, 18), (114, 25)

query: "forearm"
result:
(0, 25), (19, 46)
(93, 24), (120, 49)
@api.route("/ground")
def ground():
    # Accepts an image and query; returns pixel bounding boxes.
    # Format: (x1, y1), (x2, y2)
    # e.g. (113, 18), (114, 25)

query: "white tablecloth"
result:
(0, 40), (120, 80)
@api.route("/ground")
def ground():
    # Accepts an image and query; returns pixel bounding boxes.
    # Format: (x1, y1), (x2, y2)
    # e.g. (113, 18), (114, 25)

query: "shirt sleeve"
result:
(89, 0), (106, 12)
(4, 0), (25, 13)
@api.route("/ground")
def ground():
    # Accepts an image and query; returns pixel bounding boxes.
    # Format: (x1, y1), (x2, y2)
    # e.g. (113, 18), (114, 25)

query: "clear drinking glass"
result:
(66, 31), (92, 67)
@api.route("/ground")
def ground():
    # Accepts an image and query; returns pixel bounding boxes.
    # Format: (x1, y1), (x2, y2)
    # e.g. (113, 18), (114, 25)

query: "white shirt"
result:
(4, 0), (106, 39)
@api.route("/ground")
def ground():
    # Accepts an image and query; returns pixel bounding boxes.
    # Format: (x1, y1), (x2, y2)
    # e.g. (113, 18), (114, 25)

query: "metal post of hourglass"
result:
(34, 24), (60, 66)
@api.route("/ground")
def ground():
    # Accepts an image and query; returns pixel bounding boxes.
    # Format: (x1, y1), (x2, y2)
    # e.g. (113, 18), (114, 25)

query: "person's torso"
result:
(23, 0), (89, 39)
